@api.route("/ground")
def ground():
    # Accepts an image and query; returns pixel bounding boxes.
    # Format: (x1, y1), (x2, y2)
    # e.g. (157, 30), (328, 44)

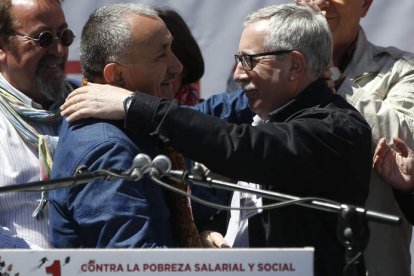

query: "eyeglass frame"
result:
(8, 29), (75, 48)
(234, 49), (293, 71)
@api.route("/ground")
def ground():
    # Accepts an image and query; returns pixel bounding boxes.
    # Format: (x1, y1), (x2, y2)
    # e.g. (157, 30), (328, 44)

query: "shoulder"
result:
(65, 78), (81, 89)
(329, 94), (369, 120)
(53, 119), (141, 177)
(296, 94), (371, 133)
(371, 43), (414, 72)
(60, 119), (135, 147)
(326, 96), (371, 137)
(373, 43), (414, 60)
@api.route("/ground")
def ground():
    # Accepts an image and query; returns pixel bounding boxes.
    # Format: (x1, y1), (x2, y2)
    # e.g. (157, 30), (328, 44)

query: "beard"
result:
(33, 55), (66, 104)
(33, 72), (65, 104)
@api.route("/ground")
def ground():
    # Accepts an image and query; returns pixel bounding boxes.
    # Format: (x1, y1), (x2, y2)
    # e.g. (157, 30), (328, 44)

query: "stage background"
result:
(62, 1), (414, 274)
(62, 0), (414, 98)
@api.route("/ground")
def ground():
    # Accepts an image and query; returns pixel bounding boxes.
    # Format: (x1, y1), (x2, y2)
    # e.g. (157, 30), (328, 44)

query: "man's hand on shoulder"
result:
(60, 82), (133, 123)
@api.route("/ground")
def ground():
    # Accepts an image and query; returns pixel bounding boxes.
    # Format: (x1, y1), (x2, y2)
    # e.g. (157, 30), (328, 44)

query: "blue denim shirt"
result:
(192, 90), (252, 124)
(49, 119), (174, 248)
(189, 90), (253, 232)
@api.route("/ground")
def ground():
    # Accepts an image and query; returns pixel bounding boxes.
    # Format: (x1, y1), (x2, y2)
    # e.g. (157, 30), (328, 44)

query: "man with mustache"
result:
(0, 0), (75, 248)
(49, 3), (186, 248)
(203, 0), (414, 273)
(213, 0), (414, 274)
(59, 4), (373, 274)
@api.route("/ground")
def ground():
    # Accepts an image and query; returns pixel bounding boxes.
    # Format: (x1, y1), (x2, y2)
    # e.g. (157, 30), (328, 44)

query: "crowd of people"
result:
(1, 0), (414, 275)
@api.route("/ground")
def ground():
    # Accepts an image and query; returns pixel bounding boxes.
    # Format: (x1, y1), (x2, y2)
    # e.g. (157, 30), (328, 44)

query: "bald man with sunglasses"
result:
(0, 0), (75, 248)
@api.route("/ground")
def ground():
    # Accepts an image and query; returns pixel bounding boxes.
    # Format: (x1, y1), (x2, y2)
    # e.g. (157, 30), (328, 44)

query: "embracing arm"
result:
(60, 84), (254, 124)
(125, 91), (371, 198)
(60, 83), (132, 122)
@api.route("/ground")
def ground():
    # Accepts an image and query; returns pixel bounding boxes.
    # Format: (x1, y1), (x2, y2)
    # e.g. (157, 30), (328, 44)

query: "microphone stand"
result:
(0, 168), (129, 194)
(165, 170), (400, 276)
(337, 205), (369, 276)
(0, 153), (153, 194)
(167, 170), (400, 225)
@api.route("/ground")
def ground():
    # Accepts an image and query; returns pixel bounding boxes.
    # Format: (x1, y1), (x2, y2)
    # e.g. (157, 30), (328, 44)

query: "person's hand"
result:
(200, 231), (230, 248)
(61, 82), (133, 123)
(373, 137), (414, 191)
(322, 65), (340, 93)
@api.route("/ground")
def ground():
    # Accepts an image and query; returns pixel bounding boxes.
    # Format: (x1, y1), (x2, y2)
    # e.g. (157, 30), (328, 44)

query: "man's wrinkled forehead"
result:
(12, 0), (35, 5)
(11, 0), (61, 6)
(10, 0), (61, 2)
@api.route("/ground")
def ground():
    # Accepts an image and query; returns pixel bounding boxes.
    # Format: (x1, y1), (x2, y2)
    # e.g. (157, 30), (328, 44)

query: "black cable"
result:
(150, 175), (340, 212)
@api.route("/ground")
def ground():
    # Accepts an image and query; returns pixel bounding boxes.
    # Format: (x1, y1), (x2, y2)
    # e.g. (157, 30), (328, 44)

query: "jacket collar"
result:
(268, 78), (333, 122)
(344, 28), (379, 79)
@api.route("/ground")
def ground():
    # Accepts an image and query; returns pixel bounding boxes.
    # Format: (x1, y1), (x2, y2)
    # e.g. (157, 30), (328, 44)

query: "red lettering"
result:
(45, 260), (61, 276)
(127, 264), (140, 272)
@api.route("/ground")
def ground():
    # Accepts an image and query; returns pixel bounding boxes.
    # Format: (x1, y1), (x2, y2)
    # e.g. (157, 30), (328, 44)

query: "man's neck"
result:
(332, 29), (360, 72)
(23, 87), (54, 110)
(35, 97), (53, 110)
(0, 73), (54, 110)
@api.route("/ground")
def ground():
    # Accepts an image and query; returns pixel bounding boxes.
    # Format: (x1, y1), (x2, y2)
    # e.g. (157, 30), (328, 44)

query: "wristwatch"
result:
(123, 94), (134, 113)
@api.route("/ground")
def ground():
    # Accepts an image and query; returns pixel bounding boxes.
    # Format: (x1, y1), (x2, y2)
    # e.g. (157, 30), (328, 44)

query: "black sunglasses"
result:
(9, 29), (75, 48)
(235, 49), (293, 71)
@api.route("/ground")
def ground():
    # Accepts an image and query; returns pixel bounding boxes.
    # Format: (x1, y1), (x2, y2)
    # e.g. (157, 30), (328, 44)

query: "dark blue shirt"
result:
(192, 90), (253, 124)
(189, 90), (253, 233)
(49, 119), (174, 248)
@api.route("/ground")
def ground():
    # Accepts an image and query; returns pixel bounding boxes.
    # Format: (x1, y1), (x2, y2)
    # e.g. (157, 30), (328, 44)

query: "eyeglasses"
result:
(234, 49), (293, 71)
(9, 29), (75, 48)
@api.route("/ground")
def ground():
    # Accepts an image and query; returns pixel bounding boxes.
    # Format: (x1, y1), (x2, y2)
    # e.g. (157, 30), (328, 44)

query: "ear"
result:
(361, 0), (373, 17)
(0, 36), (7, 63)
(0, 49), (5, 64)
(288, 51), (306, 80)
(103, 63), (124, 86)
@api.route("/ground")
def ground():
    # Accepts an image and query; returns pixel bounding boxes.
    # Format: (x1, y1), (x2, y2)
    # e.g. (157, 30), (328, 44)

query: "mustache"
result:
(162, 73), (175, 84)
(37, 55), (66, 68)
(241, 83), (257, 92)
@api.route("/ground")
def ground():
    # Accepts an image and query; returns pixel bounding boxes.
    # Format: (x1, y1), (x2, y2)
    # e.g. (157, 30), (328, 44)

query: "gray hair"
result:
(244, 3), (332, 79)
(80, 3), (158, 81)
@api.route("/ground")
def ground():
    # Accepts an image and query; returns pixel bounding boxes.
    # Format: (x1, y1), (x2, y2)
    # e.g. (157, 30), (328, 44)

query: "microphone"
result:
(130, 153), (152, 181)
(191, 162), (207, 180)
(149, 155), (172, 178)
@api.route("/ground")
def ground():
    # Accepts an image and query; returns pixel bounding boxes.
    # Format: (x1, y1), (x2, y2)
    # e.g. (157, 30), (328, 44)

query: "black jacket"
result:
(125, 79), (372, 276)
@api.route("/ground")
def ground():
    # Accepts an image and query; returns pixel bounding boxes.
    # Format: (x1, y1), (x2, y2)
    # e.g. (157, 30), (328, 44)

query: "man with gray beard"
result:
(0, 0), (75, 248)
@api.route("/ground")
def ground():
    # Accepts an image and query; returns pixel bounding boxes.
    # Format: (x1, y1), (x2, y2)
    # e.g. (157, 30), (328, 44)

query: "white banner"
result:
(62, 0), (414, 98)
(0, 248), (314, 276)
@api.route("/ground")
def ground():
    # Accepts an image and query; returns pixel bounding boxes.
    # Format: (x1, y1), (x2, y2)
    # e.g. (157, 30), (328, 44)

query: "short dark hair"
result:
(0, 0), (13, 36)
(0, 0), (63, 37)
(80, 3), (158, 81)
(155, 8), (204, 86)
